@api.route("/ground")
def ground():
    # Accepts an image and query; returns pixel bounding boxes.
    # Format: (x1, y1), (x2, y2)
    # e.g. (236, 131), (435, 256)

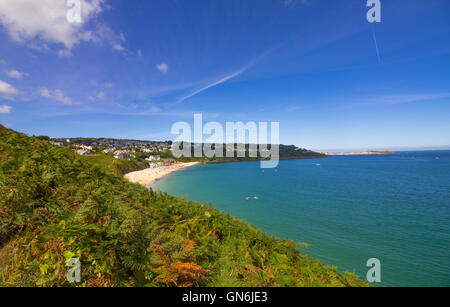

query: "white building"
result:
(102, 148), (116, 154)
(76, 149), (92, 156)
(114, 150), (134, 159)
(145, 155), (161, 162)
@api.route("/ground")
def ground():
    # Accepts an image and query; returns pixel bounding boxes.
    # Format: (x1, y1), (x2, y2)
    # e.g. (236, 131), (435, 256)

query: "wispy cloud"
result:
(175, 67), (248, 105)
(5, 69), (28, 79)
(356, 93), (450, 107)
(0, 105), (12, 114)
(174, 48), (275, 105)
(0, 80), (20, 100)
(372, 30), (382, 64)
(113, 44), (125, 52)
(88, 91), (106, 101)
(90, 80), (113, 88)
(38, 87), (78, 105)
(156, 63), (168, 74)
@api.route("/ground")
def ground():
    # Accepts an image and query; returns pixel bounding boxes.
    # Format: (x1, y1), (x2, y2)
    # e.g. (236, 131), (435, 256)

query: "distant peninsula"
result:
(320, 151), (396, 156)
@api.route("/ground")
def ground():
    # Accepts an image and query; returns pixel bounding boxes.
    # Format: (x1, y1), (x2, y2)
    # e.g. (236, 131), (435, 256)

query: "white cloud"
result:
(102, 83), (113, 88)
(38, 87), (76, 105)
(89, 91), (106, 101)
(156, 63), (168, 74)
(0, 0), (124, 54)
(113, 43), (125, 52)
(57, 49), (73, 57)
(0, 105), (12, 114)
(120, 32), (126, 42)
(5, 69), (27, 79)
(0, 80), (20, 99)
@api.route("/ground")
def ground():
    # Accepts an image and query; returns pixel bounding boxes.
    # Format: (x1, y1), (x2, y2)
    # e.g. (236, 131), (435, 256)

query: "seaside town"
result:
(43, 137), (328, 186)
(46, 137), (192, 186)
(49, 138), (173, 166)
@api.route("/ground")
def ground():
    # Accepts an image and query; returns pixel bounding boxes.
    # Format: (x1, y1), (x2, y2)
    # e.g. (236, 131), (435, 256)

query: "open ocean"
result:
(152, 151), (450, 286)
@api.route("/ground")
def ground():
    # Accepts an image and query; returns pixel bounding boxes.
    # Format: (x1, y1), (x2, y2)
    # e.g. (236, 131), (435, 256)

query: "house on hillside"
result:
(102, 148), (116, 154)
(114, 150), (134, 159)
(145, 155), (161, 162)
(50, 141), (63, 147)
(76, 149), (92, 156)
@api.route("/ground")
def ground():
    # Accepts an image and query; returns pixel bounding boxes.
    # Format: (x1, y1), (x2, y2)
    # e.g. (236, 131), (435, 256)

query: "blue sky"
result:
(0, 0), (449, 150)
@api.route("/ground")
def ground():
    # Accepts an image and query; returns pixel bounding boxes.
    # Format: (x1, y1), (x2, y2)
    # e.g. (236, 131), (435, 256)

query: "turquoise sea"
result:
(152, 151), (450, 286)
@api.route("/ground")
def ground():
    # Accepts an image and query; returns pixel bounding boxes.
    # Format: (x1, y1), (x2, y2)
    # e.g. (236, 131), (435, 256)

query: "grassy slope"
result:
(0, 126), (367, 287)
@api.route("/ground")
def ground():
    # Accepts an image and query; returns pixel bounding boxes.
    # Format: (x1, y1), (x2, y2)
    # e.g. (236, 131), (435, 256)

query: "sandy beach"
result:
(124, 162), (200, 187)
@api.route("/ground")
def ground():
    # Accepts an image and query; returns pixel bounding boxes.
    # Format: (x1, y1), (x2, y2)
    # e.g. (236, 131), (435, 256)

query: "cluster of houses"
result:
(73, 145), (93, 156)
(88, 139), (171, 152)
(112, 150), (134, 160)
(145, 155), (161, 162)
(49, 137), (171, 152)
(148, 160), (176, 168)
(69, 143), (170, 167)
(47, 138), (179, 168)
(49, 141), (64, 147)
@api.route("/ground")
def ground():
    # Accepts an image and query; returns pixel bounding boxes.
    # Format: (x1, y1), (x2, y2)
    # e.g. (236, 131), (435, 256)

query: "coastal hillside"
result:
(48, 136), (326, 165)
(0, 125), (366, 287)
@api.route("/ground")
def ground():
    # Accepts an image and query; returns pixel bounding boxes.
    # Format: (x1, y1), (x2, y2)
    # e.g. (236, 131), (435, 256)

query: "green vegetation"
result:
(83, 154), (149, 176)
(0, 125), (366, 287)
(175, 144), (326, 163)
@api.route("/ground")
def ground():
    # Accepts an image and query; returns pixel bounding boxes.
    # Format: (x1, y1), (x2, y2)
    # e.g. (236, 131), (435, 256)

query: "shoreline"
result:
(124, 162), (200, 187)
(124, 156), (324, 187)
(320, 151), (395, 156)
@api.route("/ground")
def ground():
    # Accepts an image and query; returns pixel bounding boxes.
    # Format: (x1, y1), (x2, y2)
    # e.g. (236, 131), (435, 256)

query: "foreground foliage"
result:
(0, 126), (366, 287)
